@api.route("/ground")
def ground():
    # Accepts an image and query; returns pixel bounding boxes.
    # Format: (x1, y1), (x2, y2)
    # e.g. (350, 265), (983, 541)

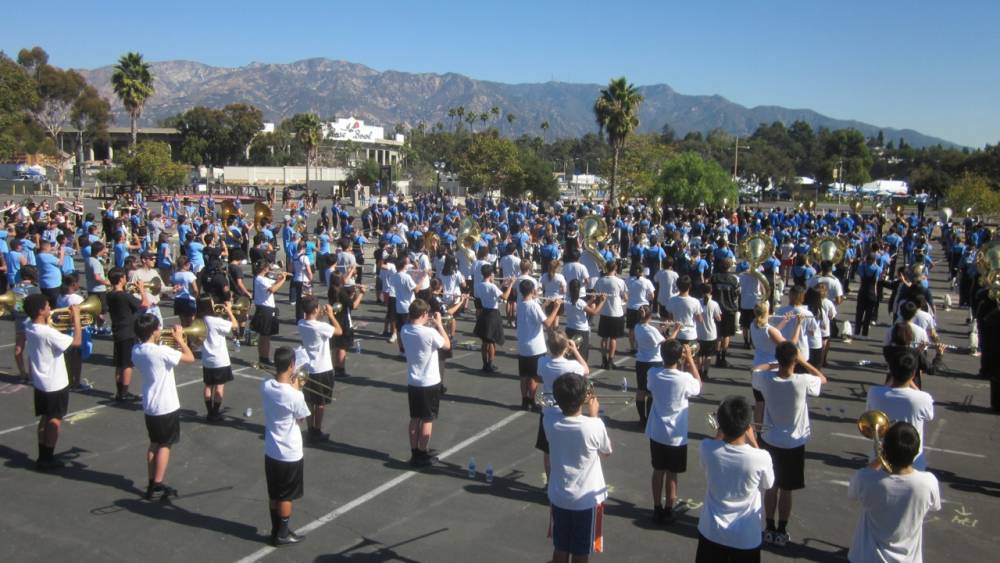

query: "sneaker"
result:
(763, 530), (775, 544)
(652, 505), (665, 524)
(773, 531), (789, 547)
(388, 333), (398, 343)
(35, 458), (66, 472)
(306, 430), (330, 444)
(662, 507), (677, 524)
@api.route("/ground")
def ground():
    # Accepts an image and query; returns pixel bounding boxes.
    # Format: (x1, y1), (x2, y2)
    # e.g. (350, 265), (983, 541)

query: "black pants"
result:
(695, 533), (759, 563)
(291, 281), (305, 320)
(856, 292), (878, 336)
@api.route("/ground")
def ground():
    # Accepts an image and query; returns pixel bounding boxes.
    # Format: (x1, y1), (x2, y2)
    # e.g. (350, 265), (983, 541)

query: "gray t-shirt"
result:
(85, 256), (107, 292)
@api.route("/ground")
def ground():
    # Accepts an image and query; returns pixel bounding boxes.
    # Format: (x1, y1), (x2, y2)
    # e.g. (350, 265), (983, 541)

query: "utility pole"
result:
(733, 136), (750, 180)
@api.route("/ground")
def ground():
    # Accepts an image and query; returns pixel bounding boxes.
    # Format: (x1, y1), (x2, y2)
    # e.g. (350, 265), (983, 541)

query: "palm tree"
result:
(111, 51), (155, 150)
(506, 112), (516, 135)
(490, 106), (500, 124)
(594, 77), (644, 203)
(480, 112), (489, 129)
(294, 113), (322, 185)
(465, 113), (477, 131)
(447, 107), (457, 128)
(540, 120), (550, 142)
(456, 106), (466, 130)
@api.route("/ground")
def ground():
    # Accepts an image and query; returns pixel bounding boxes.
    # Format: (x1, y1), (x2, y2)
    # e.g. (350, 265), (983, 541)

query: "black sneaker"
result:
(35, 458), (65, 472)
(663, 507), (677, 524)
(306, 430), (330, 444)
(652, 505), (665, 524)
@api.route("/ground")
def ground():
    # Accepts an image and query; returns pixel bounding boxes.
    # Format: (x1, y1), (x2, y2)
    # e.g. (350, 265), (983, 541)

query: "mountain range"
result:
(76, 58), (957, 148)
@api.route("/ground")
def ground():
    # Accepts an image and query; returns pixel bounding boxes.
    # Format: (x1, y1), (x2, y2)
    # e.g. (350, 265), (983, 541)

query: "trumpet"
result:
(126, 277), (163, 296)
(707, 413), (771, 433)
(159, 320), (208, 349)
(48, 295), (102, 330)
(265, 262), (286, 280)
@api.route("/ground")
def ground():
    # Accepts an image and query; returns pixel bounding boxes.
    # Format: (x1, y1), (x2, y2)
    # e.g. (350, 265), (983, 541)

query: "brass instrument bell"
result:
(0, 289), (16, 317)
(253, 202), (272, 228)
(857, 410), (892, 472)
(850, 200), (863, 214)
(48, 294), (102, 330)
(811, 236), (846, 264)
(126, 277), (163, 297)
(219, 200), (240, 223)
(159, 320), (208, 349)
(581, 214), (609, 270)
(939, 207), (953, 223)
(892, 203), (903, 216)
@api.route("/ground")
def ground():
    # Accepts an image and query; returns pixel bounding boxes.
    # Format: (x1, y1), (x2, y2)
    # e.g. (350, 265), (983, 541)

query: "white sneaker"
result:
(388, 333), (397, 343)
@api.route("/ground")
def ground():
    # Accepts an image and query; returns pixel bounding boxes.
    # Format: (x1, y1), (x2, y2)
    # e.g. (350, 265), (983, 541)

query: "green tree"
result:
(593, 77), (644, 203)
(111, 51), (154, 149)
(603, 133), (671, 196)
(71, 84), (112, 156)
(15, 46), (48, 78)
(289, 113), (322, 184)
(655, 151), (737, 208)
(540, 120), (550, 141)
(0, 52), (40, 160)
(349, 158), (381, 186)
(945, 174), (1000, 217)
(454, 131), (522, 194)
(120, 140), (188, 188)
(505, 112), (516, 135)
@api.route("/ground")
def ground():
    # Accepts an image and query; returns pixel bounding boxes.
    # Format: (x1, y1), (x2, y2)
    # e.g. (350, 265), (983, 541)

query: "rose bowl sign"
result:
(324, 118), (386, 143)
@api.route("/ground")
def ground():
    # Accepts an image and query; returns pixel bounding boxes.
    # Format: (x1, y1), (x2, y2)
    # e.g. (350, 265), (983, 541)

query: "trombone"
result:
(252, 363), (336, 400)
(48, 295), (103, 330)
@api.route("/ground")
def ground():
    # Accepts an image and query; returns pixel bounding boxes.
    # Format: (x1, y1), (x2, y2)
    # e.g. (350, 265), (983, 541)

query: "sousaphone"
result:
(737, 233), (774, 297)
(580, 214), (608, 270)
(811, 235), (847, 264)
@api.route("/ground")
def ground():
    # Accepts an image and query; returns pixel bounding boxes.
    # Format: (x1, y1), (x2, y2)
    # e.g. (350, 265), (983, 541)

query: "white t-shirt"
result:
(201, 315), (233, 368)
(848, 468), (941, 563)
(750, 322), (778, 365)
(393, 270), (418, 314)
(752, 370), (823, 449)
(697, 299), (722, 341)
(540, 272), (567, 298)
(261, 379), (311, 462)
(738, 271), (762, 310)
(565, 298), (590, 332)
(401, 323), (445, 387)
(910, 310), (936, 335)
(516, 299), (548, 357)
(133, 342), (183, 416)
(654, 269), (679, 306)
(635, 323), (665, 363)
(775, 305), (819, 360)
(25, 323), (74, 392)
(665, 295), (701, 341)
(172, 270), (197, 302)
(472, 259), (491, 295)
(595, 275), (627, 317)
(537, 356), (586, 398)
(698, 440), (775, 550)
(513, 274), (538, 304)
(293, 252), (311, 283)
(500, 254), (521, 279)
(253, 275), (276, 307)
(379, 263), (397, 297)
(625, 276), (655, 309)
(821, 299), (837, 338)
(440, 273), (463, 302)
(882, 321), (929, 348)
(477, 281), (503, 310)
(297, 319), (335, 373)
(543, 408), (612, 511)
(562, 261), (589, 291)
(866, 386), (935, 470)
(645, 367), (701, 446)
(808, 274), (844, 302)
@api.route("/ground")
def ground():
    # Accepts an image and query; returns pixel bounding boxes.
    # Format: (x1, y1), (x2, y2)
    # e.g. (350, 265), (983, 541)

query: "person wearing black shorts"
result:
(198, 297), (237, 421)
(400, 299), (450, 467)
(296, 295), (343, 443)
(261, 347), (311, 546)
(710, 258), (739, 368)
(516, 280), (561, 410)
(328, 273), (365, 378)
(107, 267), (150, 401)
(24, 294), (82, 470)
(133, 313), (195, 501)
(251, 260), (287, 365)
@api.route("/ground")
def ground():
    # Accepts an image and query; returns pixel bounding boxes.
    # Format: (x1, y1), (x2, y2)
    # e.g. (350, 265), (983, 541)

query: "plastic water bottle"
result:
(244, 407), (253, 417)
(621, 377), (628, 393)
(354, 339), (362, 354)
(233, 337), (241, 352)
(467, 457), (477, 479)
(485, 464), (494, 483)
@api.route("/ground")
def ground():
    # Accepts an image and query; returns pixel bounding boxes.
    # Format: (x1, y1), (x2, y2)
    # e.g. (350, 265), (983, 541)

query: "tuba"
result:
(892, 203), (904, 216)
(580, 214), (609, 270)
(976, 240), (1000, 303)
(159, 320), (208, 349)
(873, 201), (884, 214)
(858, 410), (892, 472)
(424, 231), (440, 254)
(0, 289), (16, 317)
(811, 235), (847, 264)
(126, 277), (163, 297)
(850, 200), (863, 214)
(806, 200), (816, 212)
(48, 295), (102, 330)
(253, 201), (272, 229)
(939, 207), (953, 223)
(219, 200), (241, 224)
(737, 233), (774, 298)
(457, 216), (480, 262)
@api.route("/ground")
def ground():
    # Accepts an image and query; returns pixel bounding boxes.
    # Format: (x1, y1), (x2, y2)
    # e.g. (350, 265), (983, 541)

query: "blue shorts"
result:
(549, 503), (604, 556)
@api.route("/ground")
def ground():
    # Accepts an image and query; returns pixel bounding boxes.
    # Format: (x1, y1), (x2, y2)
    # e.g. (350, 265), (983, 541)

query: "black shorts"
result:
(113, 338), (135, 369)
(518, 353), (544, 379)
(333, 328), (355, 350)
(387, 297), (397, 318)
(698, 339), (718, 357)
(696, 533), (760, 563)
(203, 365), (234, 385)
(304, 370), (335, 405)
(174, 297), (197, 318)
(739, 309), (755, 330)
(762, 440), (806, 491)
(394, 313), (409, 332)
(534, 412), (549, 453)
(407, 384), (441, 420)
(250, 305), (279, 336)
(265, 456), (304, 501)
(650, 440), (688, 473)
(635, 361), (656, 391)
(753, 388), (765, 402)
(473, 308), (505, 344)
(94, 291), (109, 314)
(625, 308), (642, 329)
(718, 311), (737, 337)
(34, 387), (69, 419)
(145, 411), (181, 446)
(597, 315), (626, 338)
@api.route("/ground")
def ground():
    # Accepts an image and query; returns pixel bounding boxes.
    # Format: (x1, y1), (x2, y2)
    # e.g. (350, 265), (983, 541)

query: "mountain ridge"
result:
(74, 58), (958, 149)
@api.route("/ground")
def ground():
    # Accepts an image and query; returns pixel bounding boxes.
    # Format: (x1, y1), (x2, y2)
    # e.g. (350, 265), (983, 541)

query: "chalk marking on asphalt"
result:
(0, 377), (203, 436)
(234, 409), (528, 563)
(831, 432), (985, 458)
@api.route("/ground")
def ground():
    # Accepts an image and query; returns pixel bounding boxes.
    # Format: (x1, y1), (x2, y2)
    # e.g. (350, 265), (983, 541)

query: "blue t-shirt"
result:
(36, 252), (62, 289)
(187, 241), (205, 269)
(114, 242), (128, 268)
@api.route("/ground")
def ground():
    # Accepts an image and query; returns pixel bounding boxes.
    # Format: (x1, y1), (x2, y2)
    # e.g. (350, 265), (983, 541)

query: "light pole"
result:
(733, 136), (750, 181)
(434, 160), (446, 196)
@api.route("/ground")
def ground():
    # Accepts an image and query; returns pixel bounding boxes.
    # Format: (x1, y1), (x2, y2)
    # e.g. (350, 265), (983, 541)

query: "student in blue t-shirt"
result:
(35, 239), (64, 306)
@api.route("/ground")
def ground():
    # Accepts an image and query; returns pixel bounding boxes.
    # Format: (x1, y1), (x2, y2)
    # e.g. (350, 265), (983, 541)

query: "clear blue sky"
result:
(4, 0), (998, 147)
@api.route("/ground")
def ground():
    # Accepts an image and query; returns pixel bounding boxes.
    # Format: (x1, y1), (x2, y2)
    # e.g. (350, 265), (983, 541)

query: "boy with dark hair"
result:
(516, 278), (560, 410)
(261, 346), (311, 546)
(107, 267), (150, 401)
(848, 421), (941, 562)
(296, 294), (343, 443)
(866, 350), (934, 470)
(400, 298), (450, 467)
(132, 313), (195, 500)
(544, 373), (613, 563)
(696, 396), (774, 562)
(12, 264), (41, 383)
(24, 293), (82, 470)
(751, 341), (827, 547)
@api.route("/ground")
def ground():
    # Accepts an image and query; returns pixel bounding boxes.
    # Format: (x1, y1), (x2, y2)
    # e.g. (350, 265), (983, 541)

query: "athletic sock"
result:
(777, 520), (787, 533)
(635, 401), (645, 422)
(115, 382), (123, 398)
(213, 401), (222, 416)
(205, 400), (213, 415)
(269, 508), (280, 537)
(277, 516), (291, 539)
(766, 518), (776, 531)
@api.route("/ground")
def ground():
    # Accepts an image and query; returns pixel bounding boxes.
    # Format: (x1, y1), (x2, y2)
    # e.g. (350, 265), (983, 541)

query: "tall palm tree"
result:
(294, 113), (322, 185)
(594, 77), (643, 203)
(111, 51), (155, 150)
(540, 120), (550, 142)
(480, 112), (489, 129)
(506, 112), (516, 135)
(490, 106), (500, 124)
(465, 113), (477, 131)
(456, 106), (466, 131)
(447, 107), (457, 128)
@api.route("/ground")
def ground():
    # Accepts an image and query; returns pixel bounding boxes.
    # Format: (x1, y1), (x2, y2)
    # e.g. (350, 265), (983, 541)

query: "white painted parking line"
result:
(831, 432), (986, 458)
(235, 409), (529, 563)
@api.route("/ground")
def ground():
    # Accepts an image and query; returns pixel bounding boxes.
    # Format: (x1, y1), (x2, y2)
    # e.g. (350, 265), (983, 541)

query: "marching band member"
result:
(132, 313), (196, 500)
(646, 339), (701, 524)
(291, 240), (313, 321)
(24, 293), (82, 470)
(129, 250), (164, 324)
(328, 272), (364, 378)
(12, 265), (41, 382)
(296, 295), (343, 443)
(517, 279), (560, 409)
(625, 262), (655, 354)
(775, 285), (820, 363)
(400, 298), (450, 467)
(664, 275), (702, 349)
(633, 305), (671, 424)
(752, 342), (827, 548)
(696, 285), (722, 379)
(170, 256), (199, 327)
(595, 260), (628, 369)
(866, 350), (934, 471)
(540, 259), (567, 329)
(55, 274), (85, 389)
(473, 264), (511, 373)
(564, 279), (605, 367)
(391, 255), (424, 354)
(535, 329), (589, 477)
(251, 259), (288, 366)
(261, 346), (310, 546)
(107, 268), (150, 401)
(710, 258), (740, 368)
(198, 297), (237, 422)
(654, 256), (678, 319)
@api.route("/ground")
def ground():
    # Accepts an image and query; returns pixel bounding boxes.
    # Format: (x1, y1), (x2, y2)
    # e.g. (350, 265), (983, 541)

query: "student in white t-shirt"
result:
(23, 294), (82, 470)
(132, 313), (195, 501)
(516, 279), (560, 410)
(594, 261), (628, 369)
(534, 329), (588, 477)
(563, 279), (605, 368)
(664, 275), (703, 344)
(472, 264), (514, 373)
(751, 341), (827, 548)
(544, 373), (612, 562)
(654, 256), (679, 317)
(261, 346), (311, 547)
(400, 298), (450, 467)
(866, 350), (934, 471)
(696, 396), (774, 561)
(646, 340), (702, 525)
(774, 285), (820, 363)
(296, 295), (343, 444)
(695, 286), (722, 380)
(250, 259), (288, 366)
(738, 268), (763, 348)
(632, 305), (676, 424)
(625, 262), (656, 354)
(500, 246), (522, 325)
(197, 297), (237, 422)
(883, 301), (931, 388)
(540, 259), (568, 329)
(848, 421), (941, 563)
